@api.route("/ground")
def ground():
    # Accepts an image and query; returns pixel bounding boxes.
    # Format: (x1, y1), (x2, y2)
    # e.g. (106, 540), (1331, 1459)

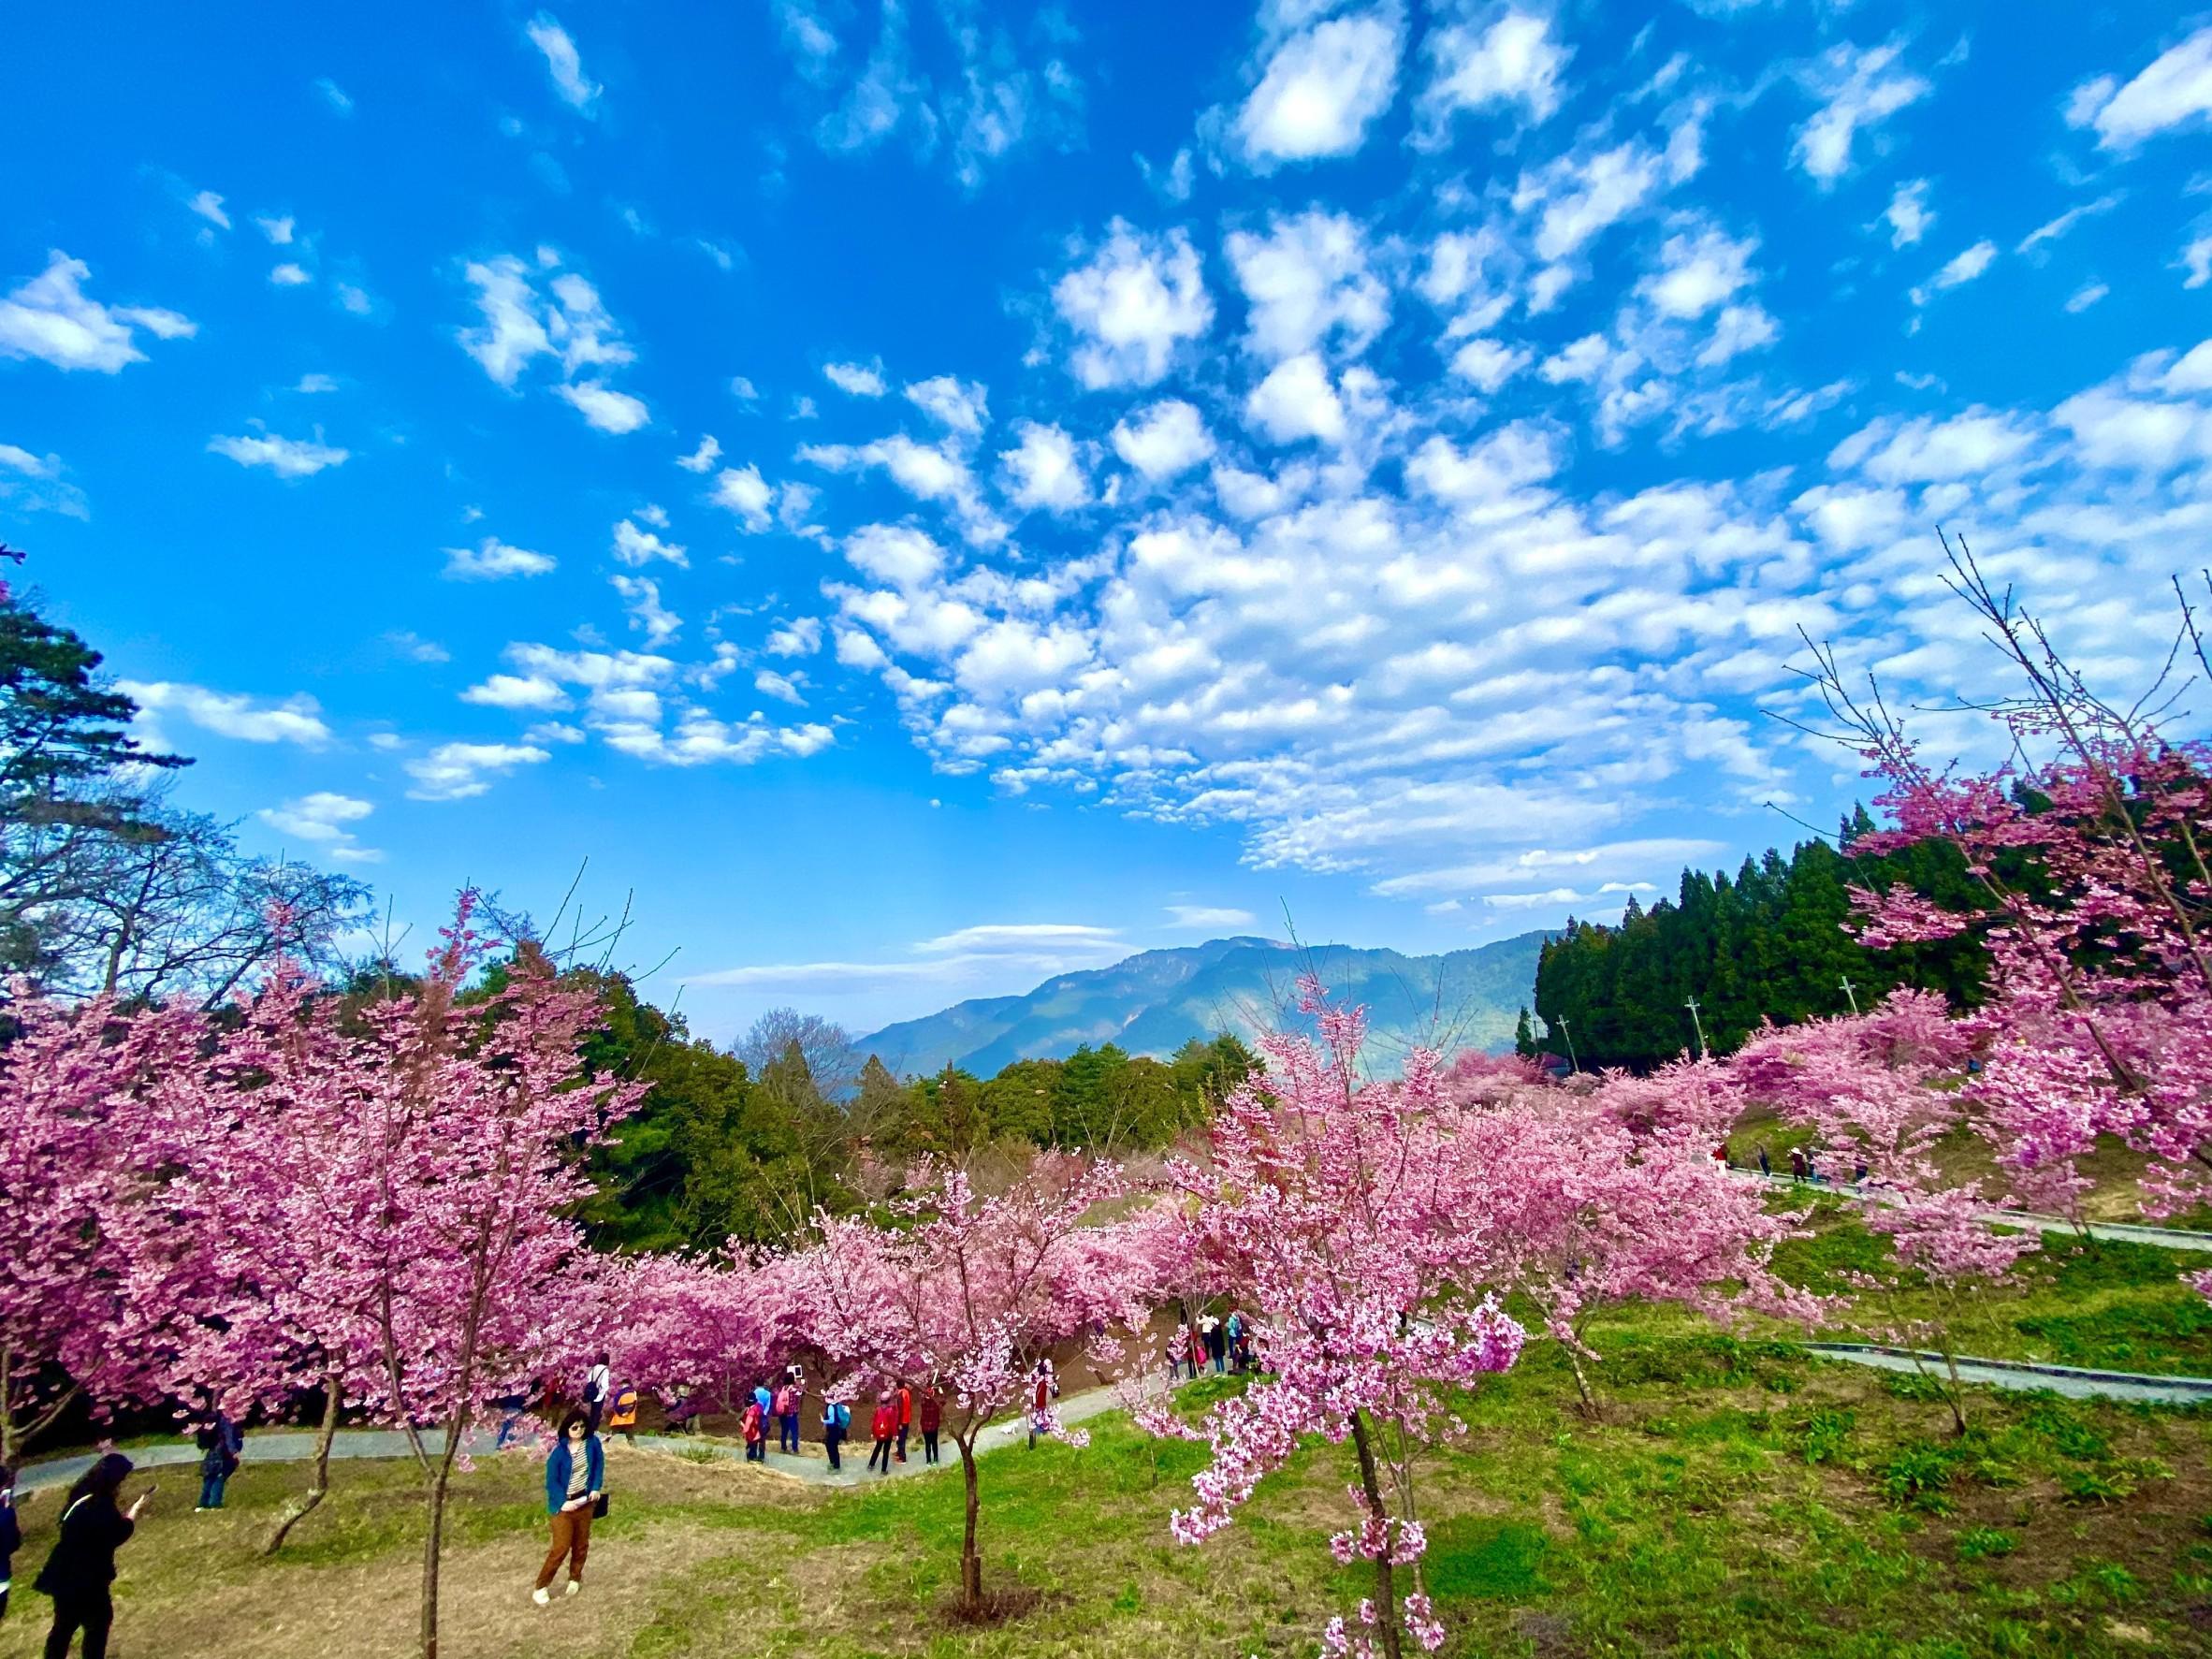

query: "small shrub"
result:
(1957, 1528), (2017, 1561)
(1883, 1369), (1950, 1404)
(2019, 1399), (2111, 1463)
(1797, 1408), (1855, 1466)
(2059, 1467), (2134, 1505)
(1878, 1443), (1959, 1514)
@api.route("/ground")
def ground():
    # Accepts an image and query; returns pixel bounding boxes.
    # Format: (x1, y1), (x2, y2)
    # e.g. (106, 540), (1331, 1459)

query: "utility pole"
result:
(1685, 997), (1709, 1060)
(1556, 1014), (1579, 1075)
(1840, 976), (1860, 1016)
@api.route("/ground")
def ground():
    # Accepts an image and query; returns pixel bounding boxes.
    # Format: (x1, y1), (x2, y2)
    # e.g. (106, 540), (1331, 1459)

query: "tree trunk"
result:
(958, 1437), (983, 1609)
(265, 1371), (342, 1554)
(1348, 1410), (1404, 1659)
(1564, 1346), (1599, 1418)
(420, 1427), (462, 1659)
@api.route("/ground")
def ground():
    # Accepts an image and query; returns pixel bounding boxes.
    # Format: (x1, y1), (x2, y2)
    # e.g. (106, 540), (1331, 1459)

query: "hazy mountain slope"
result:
(857, 931), (1547, 1078)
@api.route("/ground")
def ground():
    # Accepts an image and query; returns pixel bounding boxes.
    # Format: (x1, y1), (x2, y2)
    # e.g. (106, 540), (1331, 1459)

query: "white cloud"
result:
(0, 444), (86, 518)
(823, 358), (888, 397)
(1112, 400), (1215, 480)
(914, 923), (1122, 955)
(677, 434), (722, 473)
(1521, 140), (1665, 265)
(1001, 421), (1091, 511)
(1163, 904), (1257, 930)
(257, 792), (381, 864)
(1793, 41), (1929, 185)
(754, 668), (807, 705)
(2068, 26), (2212, 150)
(188, 191), (231, 230)
(207, 431), (348, 478)
(295, 372), (339, 393)
(405, 741), (552, 801)
(2186, 234), (2212, 290)
(766, 616), (824, 657)
(844, 522), (946, 589)
(0, 253), (196, 372)
(612, 516), (687, 567)
(457, 252), (646, 430)
(444, 535), (555, 579)
(315, 78), (354, 114)
(2016, 195), (2120, 256)
(255, 215), (296, 246)
(904, 374), (989, 434)
(1226, 208), (1389, 361)
(1641, 223), (1757, 319)
(269, 263), (312, 287)
(461, 672), (570, 710)
(1909, 239), (1997, 306)
(1829, 407), (2037, 483)
(525, 11), (602, 112)
(1244, 352), (1346, 444)
(1233, 7), (1403, 171)
(556, 381), (649, 433)
(1884, 180), (1933, 248)
(730, 374), (761, 401)
(710, 464), (776, 531)
(2066, 281), (2109, 313)
(1417, 8), (1569, 141)
(613, 575), (682, 647)
(118, 680), (330, 746)
(1448, 337), (1532, 392)
(1053, 220), (1214, 387)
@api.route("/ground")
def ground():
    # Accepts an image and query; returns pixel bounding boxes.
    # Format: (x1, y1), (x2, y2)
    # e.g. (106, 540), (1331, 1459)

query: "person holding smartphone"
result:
(34, 1452), (148, 1659)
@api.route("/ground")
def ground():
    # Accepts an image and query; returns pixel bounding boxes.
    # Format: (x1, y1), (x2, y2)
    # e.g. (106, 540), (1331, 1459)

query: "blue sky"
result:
(5, 1), (2210, 1041)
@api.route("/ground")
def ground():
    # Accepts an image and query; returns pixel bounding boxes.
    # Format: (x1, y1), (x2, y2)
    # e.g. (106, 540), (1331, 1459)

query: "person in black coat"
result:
(36, 1452), (149, 1659)
(0, 1464), (22, 1623)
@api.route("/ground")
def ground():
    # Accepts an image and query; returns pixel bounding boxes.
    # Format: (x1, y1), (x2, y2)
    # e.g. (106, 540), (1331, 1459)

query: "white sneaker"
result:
(564, 1580), (581, 1598)
(531, 1588), (550, 1607)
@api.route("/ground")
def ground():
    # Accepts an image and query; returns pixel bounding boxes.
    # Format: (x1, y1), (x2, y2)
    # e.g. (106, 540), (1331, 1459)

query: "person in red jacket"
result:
(895, 1381), (913, 1463)
(866, 1393), (897, 1474)
(1026, 1359), (1058, 1449)
(740, 1395), (764, 1463)
(918, 1385), (943, 1465)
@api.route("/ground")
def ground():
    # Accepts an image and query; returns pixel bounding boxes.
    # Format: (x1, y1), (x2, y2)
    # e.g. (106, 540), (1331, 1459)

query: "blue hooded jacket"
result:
(544, 1434), (604, 1516)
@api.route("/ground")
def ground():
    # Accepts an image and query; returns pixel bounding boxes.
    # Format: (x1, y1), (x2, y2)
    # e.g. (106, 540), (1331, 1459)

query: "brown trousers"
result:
(535, 1506), (593, 1589)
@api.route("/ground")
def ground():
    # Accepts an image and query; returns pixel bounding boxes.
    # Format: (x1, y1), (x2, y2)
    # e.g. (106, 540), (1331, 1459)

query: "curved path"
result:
(1729, 1168), (2212, 1253)
(16, 1373), (1182, 1496)
(1804, 1343), (2212, 1405)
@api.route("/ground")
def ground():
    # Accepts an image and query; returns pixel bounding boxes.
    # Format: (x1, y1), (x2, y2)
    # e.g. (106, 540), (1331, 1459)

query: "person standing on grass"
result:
(919, 1385), (942, 1466)
(532, 1412), (604, 1607)
(866, 1394), (897, 1474)
(0, 1466), (22, 1623)
(35, 1452), (148, 1659)
(606, 1383), (639, 1448)
(582, 1352), (612, 1434)
(1188, 1325), (1206, 1379)
(775, 1376), (800, 1455)
(741, 1392), (765, 1462)
(895, 1380), (913, 1463)
(1027, 1359), (1060, 1449)
(193, 1410), (241, 1511)
(822, 1395), (850, 1471)
(1202, 1312), (1225, 1374)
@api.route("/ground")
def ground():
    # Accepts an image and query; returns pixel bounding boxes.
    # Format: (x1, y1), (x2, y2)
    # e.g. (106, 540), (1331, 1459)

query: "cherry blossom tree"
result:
(1159, 982), (1525, 1659)
(799, 1152), (1144, 1611)
(153, 897), (642, 1656)
(0, 991), (204, 1462)
(1737, 996), (2033, 1433)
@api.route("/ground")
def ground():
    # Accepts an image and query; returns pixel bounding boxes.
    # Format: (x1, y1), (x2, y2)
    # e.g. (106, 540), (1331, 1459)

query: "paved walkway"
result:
(16, 1375), (1195, 1496)
(1805, 1343), (2212, 1405)
(1729, 1168), (2212, 1253)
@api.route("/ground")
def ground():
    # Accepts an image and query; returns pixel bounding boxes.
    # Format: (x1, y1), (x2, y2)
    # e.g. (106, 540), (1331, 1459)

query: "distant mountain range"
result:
(855, 932), (1549, 1078)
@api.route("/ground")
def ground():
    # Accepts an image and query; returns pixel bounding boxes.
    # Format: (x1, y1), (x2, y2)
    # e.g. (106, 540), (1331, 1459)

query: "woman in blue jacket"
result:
(531, 1412), (604, 1606)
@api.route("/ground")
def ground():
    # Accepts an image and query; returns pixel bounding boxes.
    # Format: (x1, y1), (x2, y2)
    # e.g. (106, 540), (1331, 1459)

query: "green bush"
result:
(1956, 1527), (2017, 1561)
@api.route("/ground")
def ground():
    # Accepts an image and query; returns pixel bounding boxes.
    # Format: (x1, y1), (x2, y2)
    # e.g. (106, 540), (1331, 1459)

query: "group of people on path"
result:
(1172, 1307), (1252, 1378)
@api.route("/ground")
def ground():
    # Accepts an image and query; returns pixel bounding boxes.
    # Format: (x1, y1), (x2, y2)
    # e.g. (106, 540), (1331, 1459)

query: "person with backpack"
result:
(866, 1393), (897, 1474)
(751, 1378), (775, 1456)
(532, 1411), (604, 1606)
(1027, 1359), (1060, 1449)
(193, 1410), (242, 1511)
(1225, 1309), (1244, 1375)
(581, 1353), (612, 1434)
(0, 1465), (22, 1623)
(36, 1451), (150, 1658)
(821, 1395), (851, 1470)
(774, 1377), (800, 1455)
(895, 1381), (913, 1463)
(740, 1392), (765, 1462)
(605, 1383), (639, 1448)
(918, 1385), (942, 1465)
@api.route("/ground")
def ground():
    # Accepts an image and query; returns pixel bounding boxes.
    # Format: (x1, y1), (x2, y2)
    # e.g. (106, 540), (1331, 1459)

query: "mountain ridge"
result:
(856, 931), (1549, 1078)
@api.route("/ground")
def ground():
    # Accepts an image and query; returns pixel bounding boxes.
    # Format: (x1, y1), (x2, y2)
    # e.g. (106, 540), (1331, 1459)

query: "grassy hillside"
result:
(13, 1216), (2212, 1658)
